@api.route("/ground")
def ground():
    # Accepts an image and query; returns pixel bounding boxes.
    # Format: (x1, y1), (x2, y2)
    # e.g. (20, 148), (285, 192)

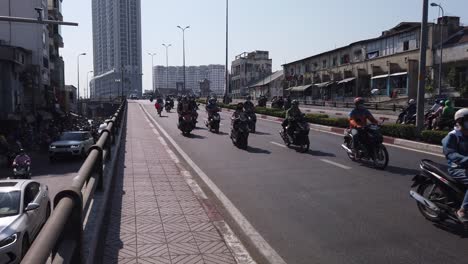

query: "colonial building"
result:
(230, 51), (272, 97)
(247, 70), (284, 99)
(283, 17), (463, 102)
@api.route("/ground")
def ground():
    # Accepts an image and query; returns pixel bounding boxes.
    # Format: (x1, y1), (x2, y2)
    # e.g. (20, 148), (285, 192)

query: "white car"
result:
(49, 131), (95, 161)
(0, 180), (51, 263)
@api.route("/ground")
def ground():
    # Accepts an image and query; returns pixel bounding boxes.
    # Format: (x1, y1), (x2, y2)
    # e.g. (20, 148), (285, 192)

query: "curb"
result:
(85, 105), (127, 264)
(220, 105), (443, 154)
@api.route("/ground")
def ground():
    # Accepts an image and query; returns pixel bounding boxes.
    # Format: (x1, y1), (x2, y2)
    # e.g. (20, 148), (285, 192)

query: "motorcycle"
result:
(205, 112), (221, 133)
(11, 157), (31, 179)
(410, 159), (468, 228)
(341, 123), (389, 170)
(245, 111), (257, 133)
(165, 103), (172, 113)
(280, 114), (310, 153)
(155, 102), (163, 117)
(230, 112), (250, 150)
(178, 113), (196, 136)
(396, 111), (416, 125)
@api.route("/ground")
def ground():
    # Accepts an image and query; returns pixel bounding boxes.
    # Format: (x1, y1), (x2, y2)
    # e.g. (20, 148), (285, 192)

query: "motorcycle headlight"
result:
(70, 145), (80, 149)
(0, 233), (18, 248)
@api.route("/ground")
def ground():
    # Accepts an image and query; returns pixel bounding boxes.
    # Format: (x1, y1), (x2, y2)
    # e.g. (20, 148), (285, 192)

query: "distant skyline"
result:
(60, 0), (468, 95)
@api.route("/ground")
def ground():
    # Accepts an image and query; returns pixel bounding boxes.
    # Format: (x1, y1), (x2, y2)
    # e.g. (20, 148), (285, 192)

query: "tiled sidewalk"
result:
(103, 102), (241, 264)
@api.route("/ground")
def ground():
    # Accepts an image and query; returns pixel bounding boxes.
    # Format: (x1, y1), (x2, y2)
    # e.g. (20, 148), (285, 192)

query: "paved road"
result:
(0, 150), (83, 200)
(139, 100), (468, 264)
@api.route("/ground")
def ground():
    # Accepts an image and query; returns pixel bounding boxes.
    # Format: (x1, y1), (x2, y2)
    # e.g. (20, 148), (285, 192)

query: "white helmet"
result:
(408, 99), (415, 104)
(454, 108), (468, 122)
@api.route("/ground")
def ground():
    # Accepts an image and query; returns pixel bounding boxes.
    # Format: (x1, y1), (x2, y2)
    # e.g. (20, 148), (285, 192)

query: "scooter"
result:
(230, 112), (249, 150)
(410, 159), (468, 229)
(11, 156), (31, 179)
(280, 114), (310, 153)
(205, 112), (221, 133)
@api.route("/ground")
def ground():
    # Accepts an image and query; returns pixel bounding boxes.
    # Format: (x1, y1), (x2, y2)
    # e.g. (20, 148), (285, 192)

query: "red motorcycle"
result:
(155, 102), (163, 117)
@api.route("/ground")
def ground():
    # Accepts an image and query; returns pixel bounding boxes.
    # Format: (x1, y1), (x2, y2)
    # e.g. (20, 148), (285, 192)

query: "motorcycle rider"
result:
(13, 149), (31, 169)
(349, 97), (378, 151)
(155, 95), (164, 110)
(188, 95), (199, 124)
(403, 99), (417, 123)
(165, 96), (174, 109)
(284, 96), (292, 111)
(231, 103), (245, 124)
(442, 108), (468, 222)
(282, 100), (303, 140)
(244, 96), (255, 113)
(206, 97), (220, 121)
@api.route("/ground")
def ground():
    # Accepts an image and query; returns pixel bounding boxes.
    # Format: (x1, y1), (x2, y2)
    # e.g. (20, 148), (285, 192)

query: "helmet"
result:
(18, 149), (25, 155)
(292, 100), (299, 106)
(246, 95), (252, 100)
(236, 102), (244, 110)
(454, 108), (468, 122)
(445, 100), (451, 107)
(354, 97), (364, 105)
(408, 99), (415, 105)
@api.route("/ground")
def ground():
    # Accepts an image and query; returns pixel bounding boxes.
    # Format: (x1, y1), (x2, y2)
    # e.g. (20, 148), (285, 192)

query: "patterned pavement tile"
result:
(133, 187), (155, 192)
(159, 207), (184, 215)
(163, 222), (191, 233)
(185, 214), (210, 223)
(196, 242), (230, 254)
(168, 243), (201, 256)
(155, 191), (177, 196)
(188, 222), (216, 232)
(170, 254), (204, 264)
(202, 253), (237, 264)
(103, 256), (137, 264)
(136, 223), (164, 233)
(136, 215), (162, 225)
(137, 233), (167, 245)
(135, 202), (159, 210)
(165, 232), (196, 243)
(137, 256), (171, 264)
(192, 231), (223, 243)
(180, 207), (206, 215)
(157, 201), (181, 208)
(160, 214), (187, 224)
(136, 207), (160, 216)
(106, 231), (137, 245)
(137, 243), (170, 257)
(178, 201), (202, 208)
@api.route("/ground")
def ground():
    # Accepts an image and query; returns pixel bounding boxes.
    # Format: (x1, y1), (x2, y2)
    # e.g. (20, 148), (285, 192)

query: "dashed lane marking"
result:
(320, 159), (352, 170)
(271, 142), (287, 148)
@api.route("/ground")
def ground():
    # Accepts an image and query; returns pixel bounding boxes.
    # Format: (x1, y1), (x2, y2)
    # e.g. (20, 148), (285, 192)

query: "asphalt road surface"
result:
(139, 100), (467, 264)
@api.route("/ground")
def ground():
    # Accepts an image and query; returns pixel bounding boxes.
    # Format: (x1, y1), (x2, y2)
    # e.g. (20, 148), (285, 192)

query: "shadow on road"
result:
(434, 221), (468, 238)
(253, 131), (271, 136)
(188, 134), (206, 139)
(384, 165), (420, 176)
(306, 150), (336, 157)
(247, 146), (271, 154)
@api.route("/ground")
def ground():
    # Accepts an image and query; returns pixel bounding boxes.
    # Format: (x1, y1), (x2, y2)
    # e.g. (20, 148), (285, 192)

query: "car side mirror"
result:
(25, 203), (40, 212)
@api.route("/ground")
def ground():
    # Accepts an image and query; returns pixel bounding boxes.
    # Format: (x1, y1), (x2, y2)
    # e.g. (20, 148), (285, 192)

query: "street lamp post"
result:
(177, 26), (190, 95)
(148, 52), (157, 95)
(162, 43), (172, 94)
(77, 53), (86, 101)
(431, 2), (445, 95)
(86, 70), (93, 99)
(223, 0), (229, 103)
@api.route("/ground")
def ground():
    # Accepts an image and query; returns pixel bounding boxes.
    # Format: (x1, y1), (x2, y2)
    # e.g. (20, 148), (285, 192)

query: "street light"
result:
(77, 53), (86, 101)
(177, 26), (190, 95)
(431, 2), (445, 95)
(86, 70), (93, 99)
(148, 53), (157, 95)
(223, 0), (229, 103)
(162, 43), (172, 95)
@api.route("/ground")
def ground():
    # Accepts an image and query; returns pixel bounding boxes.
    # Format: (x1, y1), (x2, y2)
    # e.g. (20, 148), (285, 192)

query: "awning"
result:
(371, 74), (389, 80)
(314, 81), (333, 88)
(390, 72), (407, 77)
(338, 77), (356, 84)
(289, 85), (313, 92)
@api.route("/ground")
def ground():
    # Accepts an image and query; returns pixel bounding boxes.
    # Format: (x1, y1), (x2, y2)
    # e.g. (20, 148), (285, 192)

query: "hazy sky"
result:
(60, 0), (468, 95)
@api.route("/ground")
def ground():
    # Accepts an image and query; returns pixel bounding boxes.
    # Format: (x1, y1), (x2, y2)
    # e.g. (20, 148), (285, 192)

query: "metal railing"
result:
(21, 100), (127, 264)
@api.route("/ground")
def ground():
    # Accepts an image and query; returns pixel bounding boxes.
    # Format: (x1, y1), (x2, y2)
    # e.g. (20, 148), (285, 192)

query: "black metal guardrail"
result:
(21, 100), (127, 264)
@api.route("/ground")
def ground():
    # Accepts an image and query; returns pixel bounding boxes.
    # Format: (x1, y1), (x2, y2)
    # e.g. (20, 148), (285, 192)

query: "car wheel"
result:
(21, 235), (29, 259)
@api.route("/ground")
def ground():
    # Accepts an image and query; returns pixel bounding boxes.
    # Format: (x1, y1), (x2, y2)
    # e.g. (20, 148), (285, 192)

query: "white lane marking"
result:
(140, 104), (283, 264)
(320, 159), (352, 170)
(383, 143), (445, 158)
(271, 142), (287, 148)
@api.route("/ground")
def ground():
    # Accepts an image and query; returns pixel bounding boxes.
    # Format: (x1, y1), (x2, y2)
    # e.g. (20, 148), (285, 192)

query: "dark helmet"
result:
(246, 95), (252, 101)
(236, 102), (244, 111)
(354, 97), (365, 106)
(292, 100), (299, 106)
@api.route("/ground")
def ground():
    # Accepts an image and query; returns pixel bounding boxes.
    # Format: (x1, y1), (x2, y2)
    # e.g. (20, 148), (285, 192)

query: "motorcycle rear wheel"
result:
(300, 137), (310, 153)
(416, 182), (445, 222)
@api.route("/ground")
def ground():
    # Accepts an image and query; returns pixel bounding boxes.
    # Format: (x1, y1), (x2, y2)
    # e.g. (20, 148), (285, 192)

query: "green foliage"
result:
(420, 130), (448, 145)
(380, 124), (417, 140)
(447, 66), (458, 87)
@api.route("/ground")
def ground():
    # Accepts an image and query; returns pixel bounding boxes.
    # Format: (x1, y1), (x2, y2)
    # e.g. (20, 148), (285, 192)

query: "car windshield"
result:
(0, 191), (20, 217)
(60, 133), (83, 141)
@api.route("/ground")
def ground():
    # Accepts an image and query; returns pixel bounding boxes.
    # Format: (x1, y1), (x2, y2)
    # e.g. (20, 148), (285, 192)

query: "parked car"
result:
(0, 180), (51, 263)
(49, 131), (95, 161)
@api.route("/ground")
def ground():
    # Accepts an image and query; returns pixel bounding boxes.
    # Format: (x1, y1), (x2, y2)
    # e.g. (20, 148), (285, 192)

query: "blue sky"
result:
(61, 0), (468, 94)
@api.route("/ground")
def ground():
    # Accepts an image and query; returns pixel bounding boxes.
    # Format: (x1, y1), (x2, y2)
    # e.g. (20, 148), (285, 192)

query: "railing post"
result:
(53, 187), (83, 264)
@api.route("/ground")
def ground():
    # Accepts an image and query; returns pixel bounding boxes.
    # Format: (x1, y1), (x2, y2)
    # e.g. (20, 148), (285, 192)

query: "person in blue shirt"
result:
(442, 108), (468, 223)
(348, 97), (378, 152)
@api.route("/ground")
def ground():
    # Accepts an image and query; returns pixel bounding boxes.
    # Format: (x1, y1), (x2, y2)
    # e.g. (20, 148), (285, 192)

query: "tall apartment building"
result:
(230, 50), (272, 97)
(0, 0), (51, 119)
(153, 64), (225, 95)
(90, 0), (142, 99)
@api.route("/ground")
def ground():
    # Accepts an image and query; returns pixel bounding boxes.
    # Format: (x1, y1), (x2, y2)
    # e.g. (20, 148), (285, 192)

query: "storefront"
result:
(371, 72), (408, 97)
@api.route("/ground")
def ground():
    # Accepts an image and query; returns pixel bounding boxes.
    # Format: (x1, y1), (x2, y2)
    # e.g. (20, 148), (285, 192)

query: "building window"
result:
(340, 54), (350, 64)
(332, 57), (337, 67)
(403, 41), (409, 51)
(322, 60), (327, 69)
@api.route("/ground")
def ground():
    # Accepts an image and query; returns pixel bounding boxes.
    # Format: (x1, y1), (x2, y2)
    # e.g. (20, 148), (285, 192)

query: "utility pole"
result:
(416, 0), (429, 133)
(223, 0), (229, 103)
(162, 44), (172, 95)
